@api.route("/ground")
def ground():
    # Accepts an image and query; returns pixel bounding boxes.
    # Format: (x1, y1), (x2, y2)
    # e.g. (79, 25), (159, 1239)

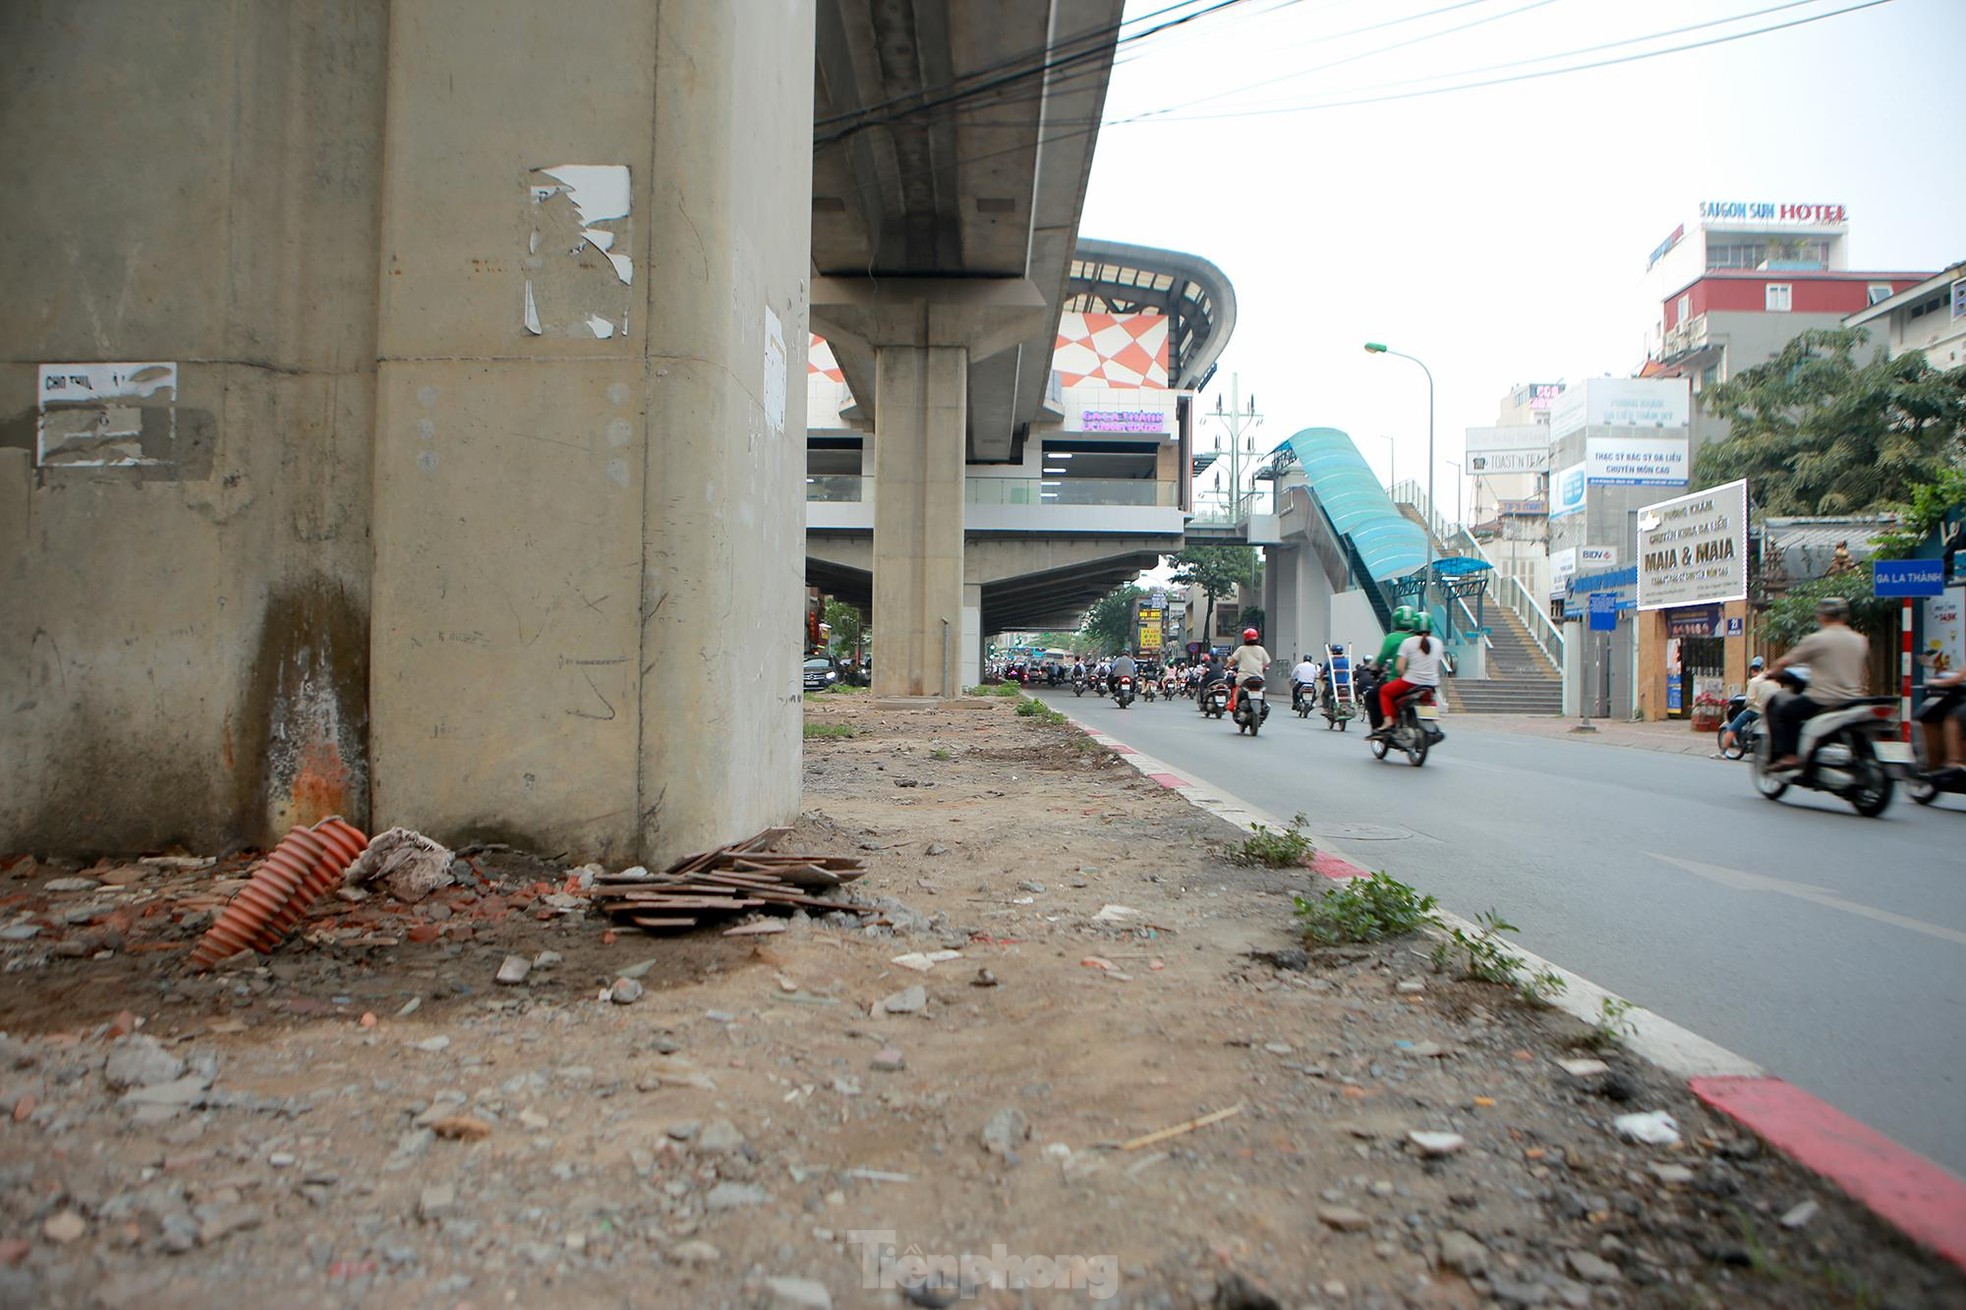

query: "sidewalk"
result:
(0, 695), (1960, 1309)
(1447, 713), (1728, 758)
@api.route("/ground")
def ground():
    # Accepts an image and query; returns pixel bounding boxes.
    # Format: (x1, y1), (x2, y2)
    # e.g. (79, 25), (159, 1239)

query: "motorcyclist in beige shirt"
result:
(1225, 628), (1271, 716)
(1765, 597), (1871, 772)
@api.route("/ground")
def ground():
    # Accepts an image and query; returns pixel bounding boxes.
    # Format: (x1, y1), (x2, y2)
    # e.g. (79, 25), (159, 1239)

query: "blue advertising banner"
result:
(1588, 592), (1619, 632)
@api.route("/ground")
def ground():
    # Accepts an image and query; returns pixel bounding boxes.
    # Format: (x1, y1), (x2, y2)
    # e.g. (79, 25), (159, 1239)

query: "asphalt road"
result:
(1036, 684), (1966, 1178)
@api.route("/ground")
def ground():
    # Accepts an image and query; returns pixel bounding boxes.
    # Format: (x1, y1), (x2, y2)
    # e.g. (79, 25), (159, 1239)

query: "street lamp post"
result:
(1364, 343), (1435, 570)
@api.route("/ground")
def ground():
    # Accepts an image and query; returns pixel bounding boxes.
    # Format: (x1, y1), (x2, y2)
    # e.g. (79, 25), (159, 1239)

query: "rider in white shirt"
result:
(1371, 630), (1443, 736)
(1290, 656), (1320, 708)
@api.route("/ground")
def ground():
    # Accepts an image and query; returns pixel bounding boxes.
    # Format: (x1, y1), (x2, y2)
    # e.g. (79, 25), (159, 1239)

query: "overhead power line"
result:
(1134, 0), (1897, 122)
(815, 0), (1267, 149)
(928, 0), (1895, 176)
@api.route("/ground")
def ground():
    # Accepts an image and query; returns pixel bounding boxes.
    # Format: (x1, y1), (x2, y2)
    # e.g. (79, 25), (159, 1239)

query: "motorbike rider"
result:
(1070, 656), (1087, 686)
(1765, 597), (1871, 772)
(1226, 628), (1271, 716)
(1716, 657), (1773, 756)
(1110, 650), (1138, 693)
(1197, 653), (1228, 711)
(1290, 652), (1321, 710)
(1364, 607), (1423, 733)
(1370, 622), (1445, 738)
(1914, 660), (1966, 776)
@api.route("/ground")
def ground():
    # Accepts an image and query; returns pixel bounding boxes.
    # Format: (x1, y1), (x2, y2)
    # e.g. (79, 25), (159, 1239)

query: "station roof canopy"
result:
(1278, 428), (1428, 582)
(1064, 238), (1237, 392)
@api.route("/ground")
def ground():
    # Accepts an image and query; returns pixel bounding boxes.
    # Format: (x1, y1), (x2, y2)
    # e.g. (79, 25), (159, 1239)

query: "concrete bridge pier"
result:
(812, 278), (1050, 697)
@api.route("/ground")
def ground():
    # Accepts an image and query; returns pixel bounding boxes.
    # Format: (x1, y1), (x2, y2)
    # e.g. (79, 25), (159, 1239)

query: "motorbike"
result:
(1351, 663), (1383, 736)
(1113, 674), (1136, 709)
(1200, 680), (1230, 719)
(1291, 679), (1316, 718)
(1751, 670), (1912, 817)
(1070, 671), (1087, 698)
(1140, 673), (1157, 703)
(1715, 692), (1752, 759)
(1371, 683), (1443, 767)
(1906, 687), (1966, 807)
(1161, 674), (1181, 701)
(1906, 756), (1966, 807)
(1231, 675), (1270, 736)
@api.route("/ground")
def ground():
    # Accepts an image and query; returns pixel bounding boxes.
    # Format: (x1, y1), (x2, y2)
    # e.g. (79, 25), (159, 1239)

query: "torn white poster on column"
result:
(37, 363), (177, 466)
(525, 164), (632, 339)
(762, 307), (787, 436)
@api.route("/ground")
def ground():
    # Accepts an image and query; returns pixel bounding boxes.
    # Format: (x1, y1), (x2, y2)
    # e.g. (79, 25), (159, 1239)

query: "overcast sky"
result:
(1077, 0), (1966, 520)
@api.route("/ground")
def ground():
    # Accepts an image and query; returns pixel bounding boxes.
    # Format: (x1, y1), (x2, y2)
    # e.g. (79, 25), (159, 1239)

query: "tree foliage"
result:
(1077, 585), (1144, 655)
(1693, 328), (1966, 514)
(823, 599), (863, 659)
(1169, 545), (1259, 620)
(1762, 570), (1896, 648)
(1871, 466), (1966, 560)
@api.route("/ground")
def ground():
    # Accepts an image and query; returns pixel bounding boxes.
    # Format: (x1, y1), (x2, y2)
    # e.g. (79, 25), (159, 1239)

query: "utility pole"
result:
(1210, 373), (1263, 523)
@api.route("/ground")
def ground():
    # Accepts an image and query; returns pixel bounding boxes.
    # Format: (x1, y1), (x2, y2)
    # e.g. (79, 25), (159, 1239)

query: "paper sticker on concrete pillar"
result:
(762, 307), (787, 435)
(525, 164), (631, 339)
(37, 363), (177, 467)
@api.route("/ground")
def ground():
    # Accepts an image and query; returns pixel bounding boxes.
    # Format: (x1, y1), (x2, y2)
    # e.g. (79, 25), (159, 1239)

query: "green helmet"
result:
(1390, 605), (1419, 632)
(1412, 612), (1434, 635)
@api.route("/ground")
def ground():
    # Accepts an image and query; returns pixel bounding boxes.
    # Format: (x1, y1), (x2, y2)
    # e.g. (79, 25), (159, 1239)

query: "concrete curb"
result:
(1064, 711), (1966, 1272)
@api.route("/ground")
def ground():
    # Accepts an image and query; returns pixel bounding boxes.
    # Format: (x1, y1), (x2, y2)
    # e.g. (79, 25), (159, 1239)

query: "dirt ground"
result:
(0, 691), (1962, 1310)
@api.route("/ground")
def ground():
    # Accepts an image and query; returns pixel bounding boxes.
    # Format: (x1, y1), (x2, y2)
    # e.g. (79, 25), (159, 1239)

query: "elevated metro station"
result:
(806, 238), (1235, 690)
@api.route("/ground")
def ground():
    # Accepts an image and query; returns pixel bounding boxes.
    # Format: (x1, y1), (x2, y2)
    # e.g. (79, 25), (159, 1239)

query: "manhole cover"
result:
(1314, 823), (1411, 841)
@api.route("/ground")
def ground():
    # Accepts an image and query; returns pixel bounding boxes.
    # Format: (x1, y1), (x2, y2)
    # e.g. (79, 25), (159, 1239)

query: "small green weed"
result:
(1584, 996), (1638, 1049)
(1521, 966), (1568, 1006)
(994, 684), (1023, 698)
(1293, 871), (1438, 945)
(1431, 909), (1528, 985)
(929, 747), (952, 761)
(803, 722), (857, 740)
(1236, 813), (1316, 868)
(1014, 697), (1067, 724)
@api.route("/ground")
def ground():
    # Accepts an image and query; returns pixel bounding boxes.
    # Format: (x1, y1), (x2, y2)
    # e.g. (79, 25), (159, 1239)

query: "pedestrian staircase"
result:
(1387, 483), (1564, 716)
(1445, 603), (1562, 714)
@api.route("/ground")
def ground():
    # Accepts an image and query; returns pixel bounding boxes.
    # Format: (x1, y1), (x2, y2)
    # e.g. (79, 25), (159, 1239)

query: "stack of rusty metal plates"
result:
(589, 827), (871, 934)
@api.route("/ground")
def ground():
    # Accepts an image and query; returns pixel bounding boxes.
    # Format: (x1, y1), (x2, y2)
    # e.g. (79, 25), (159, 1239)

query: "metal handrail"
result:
(1388, 477), (1564, 667)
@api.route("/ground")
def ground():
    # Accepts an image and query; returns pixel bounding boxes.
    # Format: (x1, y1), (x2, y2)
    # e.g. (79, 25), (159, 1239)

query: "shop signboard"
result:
(1551, 548), (1577, 589)
(1549, 378), (1689, 441)
(1585, 437), (1687, 486)
(1665, 604), (1724, 639)
(1549, 462), (1587, 518)
(1925, 591), (1963, 676)
(1637, 479), (1748, 611)
(1466, 425), (1550, 475)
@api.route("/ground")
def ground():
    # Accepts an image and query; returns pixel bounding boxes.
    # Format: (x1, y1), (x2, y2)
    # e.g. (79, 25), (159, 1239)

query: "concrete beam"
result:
(811, 276), (1051, 362)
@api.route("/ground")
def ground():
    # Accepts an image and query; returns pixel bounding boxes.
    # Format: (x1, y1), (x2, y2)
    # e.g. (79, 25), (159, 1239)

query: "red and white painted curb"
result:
(1069, 715), (1966, 1271)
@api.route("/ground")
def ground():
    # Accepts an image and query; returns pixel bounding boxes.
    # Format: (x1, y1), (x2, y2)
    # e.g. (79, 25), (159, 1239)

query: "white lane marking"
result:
(1648, 853), (1966, 948)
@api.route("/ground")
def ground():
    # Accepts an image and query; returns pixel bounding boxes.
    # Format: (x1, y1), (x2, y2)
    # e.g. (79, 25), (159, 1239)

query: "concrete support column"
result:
(871, 346), (968, 697)
(812, 276), (1049, 699)
(1263, 548), (1295, 661)
(962, 581), (984, 690)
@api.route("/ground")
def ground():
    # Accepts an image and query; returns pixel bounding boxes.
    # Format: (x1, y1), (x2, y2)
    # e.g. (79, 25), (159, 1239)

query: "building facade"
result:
(1843, 260), (1966, 370)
